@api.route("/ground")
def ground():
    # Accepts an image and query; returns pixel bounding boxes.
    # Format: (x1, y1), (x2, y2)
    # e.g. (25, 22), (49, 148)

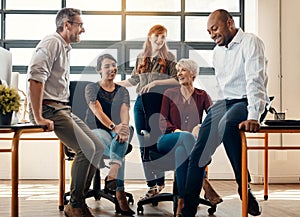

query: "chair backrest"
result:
(141, 86), (177, 171)
(69, 80), (97, 129)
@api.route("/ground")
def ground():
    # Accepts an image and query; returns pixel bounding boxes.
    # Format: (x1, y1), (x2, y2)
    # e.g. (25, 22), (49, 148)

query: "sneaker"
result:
(157, 184), (165, 193)
(140, 186), (158, 200)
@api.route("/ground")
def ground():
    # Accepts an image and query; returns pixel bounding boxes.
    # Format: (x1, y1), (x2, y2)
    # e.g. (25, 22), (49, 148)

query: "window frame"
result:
(0, 0), (245, 77)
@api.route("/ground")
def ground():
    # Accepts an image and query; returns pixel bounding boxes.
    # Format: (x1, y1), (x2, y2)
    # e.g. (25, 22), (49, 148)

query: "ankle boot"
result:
(202, 178), (223, 206)
(104, 176), (117, 193)
(116, 191), (135, 216)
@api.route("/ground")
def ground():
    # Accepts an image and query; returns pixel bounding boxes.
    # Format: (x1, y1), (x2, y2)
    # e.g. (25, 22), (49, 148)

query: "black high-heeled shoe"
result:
(104, 176), (117, 193)
(115, 191), (135, 216)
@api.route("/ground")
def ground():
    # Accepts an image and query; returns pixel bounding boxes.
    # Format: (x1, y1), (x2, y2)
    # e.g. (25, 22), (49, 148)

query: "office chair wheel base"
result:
(128, 195), (134, 205)
(63, 193), (70, 205)
(94, 194), (101, 200)
(208, 205), (216, 215)
(59, 205), (64, 211)
(264, 195), (268, 200)
(152, 201), (158, 206)
(92, 189), (101, 200)
(137, 205), (144, 215)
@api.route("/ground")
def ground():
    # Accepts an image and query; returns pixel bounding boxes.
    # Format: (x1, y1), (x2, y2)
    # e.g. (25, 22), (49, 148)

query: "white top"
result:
(213, 28), (269, 120)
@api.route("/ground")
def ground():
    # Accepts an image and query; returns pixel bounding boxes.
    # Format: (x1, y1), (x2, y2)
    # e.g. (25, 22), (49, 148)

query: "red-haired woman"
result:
(118, 24), (178, 199)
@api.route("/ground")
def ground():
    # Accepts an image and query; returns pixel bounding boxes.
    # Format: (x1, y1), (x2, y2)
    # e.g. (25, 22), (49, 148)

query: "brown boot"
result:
(116, 191), (135, 216)
(64, 204), (86, 217)
(64, 203), (95, 217)
(83, 204), (95, 217)
(202, 178), (223, 206)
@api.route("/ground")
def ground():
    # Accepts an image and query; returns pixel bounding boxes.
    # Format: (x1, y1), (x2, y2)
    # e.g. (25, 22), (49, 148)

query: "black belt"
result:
(43, 99), (69, 106)
(225, 98), (248, 105)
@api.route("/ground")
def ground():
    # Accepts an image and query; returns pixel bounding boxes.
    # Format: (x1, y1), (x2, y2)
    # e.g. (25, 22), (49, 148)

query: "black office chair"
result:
(136, 87), (216, 216)
(63, 80), (134, 210)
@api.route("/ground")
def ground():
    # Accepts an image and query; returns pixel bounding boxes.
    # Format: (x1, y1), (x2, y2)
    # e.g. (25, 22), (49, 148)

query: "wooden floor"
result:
(0, 179), (299, 217)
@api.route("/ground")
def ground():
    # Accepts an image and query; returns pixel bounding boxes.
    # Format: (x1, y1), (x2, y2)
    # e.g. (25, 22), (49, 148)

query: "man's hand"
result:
(35, 118), (54, 132)
(114, 123), (130, 143)
(239, 120), (260, 133)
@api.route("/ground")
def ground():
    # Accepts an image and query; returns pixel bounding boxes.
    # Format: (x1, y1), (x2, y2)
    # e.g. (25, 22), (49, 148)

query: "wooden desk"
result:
(240, 125), (300, 217)
(0, 124), (65, 217)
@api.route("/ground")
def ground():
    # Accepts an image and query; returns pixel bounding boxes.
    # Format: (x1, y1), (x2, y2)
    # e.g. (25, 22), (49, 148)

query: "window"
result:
(0, 0), (245, 77)
(126, 0), (180, 12)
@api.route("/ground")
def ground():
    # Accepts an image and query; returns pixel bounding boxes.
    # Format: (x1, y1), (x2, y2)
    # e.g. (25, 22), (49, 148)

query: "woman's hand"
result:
(140, 81), (156, 94)
(192, 125), (200, 139)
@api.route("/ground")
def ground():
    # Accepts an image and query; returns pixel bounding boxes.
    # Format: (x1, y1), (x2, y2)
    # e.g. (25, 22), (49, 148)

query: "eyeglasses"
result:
(67, 21), (84, 28)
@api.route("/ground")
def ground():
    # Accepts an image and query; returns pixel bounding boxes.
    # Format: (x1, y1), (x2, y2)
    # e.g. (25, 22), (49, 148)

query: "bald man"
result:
(179, 9), (268, 217)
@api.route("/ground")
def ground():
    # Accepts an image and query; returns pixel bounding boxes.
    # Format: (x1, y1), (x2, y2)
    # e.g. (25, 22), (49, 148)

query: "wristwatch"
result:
(109, 123), (116, 130)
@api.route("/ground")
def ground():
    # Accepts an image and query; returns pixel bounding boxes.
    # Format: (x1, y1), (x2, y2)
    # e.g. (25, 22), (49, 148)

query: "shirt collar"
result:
(226, 28), (244, 49)
(54, 32), (72, 51)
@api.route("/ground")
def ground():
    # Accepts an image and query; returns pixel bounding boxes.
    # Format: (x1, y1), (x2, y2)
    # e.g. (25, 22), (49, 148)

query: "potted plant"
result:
(0, 84), (21, 125)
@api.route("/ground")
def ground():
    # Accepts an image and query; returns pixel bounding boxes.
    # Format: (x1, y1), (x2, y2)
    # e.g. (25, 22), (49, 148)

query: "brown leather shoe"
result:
(83, 204), (95, 217)
(64, 204), (95, 217)
(202, 178), (223, 206)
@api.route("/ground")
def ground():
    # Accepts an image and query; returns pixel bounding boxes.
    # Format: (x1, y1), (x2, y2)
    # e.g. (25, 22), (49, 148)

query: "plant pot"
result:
(0, 111), (13, 125)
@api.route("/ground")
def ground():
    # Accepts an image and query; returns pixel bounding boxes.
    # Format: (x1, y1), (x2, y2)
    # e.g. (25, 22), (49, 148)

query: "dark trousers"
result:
(182, 99), (251, 216)
(134, 95), (165, 187)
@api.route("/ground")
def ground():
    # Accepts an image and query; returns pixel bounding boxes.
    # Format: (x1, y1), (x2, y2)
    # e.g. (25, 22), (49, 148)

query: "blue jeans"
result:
(182, 99), (251, 217)
(134, 95), (165, 187)
(157, 132), (195, 198)
(30, 104), (104, 208)
(92, 128), (129, 192)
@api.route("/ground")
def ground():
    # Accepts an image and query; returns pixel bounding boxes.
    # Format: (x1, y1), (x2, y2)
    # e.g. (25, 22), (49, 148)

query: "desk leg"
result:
(11, 130), (22, 217)
(59, 141), (65, 211)
(264, 133), (269, 200)
(240, 132), (248, 217)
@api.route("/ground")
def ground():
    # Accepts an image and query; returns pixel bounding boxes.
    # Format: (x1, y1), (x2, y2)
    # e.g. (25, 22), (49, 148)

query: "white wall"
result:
(248, 0), (300, 183)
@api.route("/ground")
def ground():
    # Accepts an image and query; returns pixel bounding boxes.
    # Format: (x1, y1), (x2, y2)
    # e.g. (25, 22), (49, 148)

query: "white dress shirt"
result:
(213, 28), (269, 121)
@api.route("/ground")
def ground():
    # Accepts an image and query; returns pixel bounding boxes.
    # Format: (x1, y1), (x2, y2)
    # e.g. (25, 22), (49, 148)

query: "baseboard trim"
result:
(251, 175), (300, 184)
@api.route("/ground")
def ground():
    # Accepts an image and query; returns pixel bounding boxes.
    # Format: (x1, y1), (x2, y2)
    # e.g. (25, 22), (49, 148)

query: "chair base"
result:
(63, 189), (134, 212)
(136, 194), (217, 216)
(137, 193), (174, 215)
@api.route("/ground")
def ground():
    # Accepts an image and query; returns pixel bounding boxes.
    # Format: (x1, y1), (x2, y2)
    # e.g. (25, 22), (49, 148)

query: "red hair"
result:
(137, 24), (172, 74)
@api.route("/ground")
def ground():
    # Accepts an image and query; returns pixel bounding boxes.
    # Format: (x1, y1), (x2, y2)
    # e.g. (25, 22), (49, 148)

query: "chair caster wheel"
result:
(208, 205), (216, 215)
(128, 196), (134, 205)
(137, 205), (144, 215)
